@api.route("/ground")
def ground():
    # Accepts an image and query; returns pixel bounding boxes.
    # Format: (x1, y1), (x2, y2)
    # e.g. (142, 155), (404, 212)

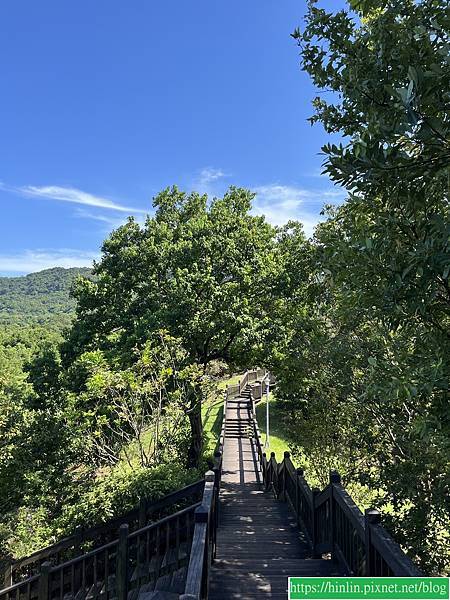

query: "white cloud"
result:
(194, 167), (229, 195)
(252, 184), (346, 237)
(74, 209), (147, 232)
(0, 249), (99, 275)
(74, 208), (129, 228)
(198, 168), (227, 186)
(1, 183), (147, 214)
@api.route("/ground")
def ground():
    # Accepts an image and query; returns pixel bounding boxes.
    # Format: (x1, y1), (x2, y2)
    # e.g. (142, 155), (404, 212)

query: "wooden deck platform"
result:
(209, 396), (341, 600)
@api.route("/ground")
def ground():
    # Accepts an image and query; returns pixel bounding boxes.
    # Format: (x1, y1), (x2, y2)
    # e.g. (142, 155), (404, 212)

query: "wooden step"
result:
(137, 592), (179, 600)
(209, 559), (342, 599)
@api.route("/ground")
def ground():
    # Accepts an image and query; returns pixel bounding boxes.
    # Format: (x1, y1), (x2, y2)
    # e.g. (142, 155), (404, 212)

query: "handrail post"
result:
(183, 471), (214, 600)
(262, 453), (268, 488)
(137, 498), (147, 566)
(3, 562), (12, 589)
(365, 508), (381, 576)
(38, 561), (51, 600)
(213, 452), (221, 552)
(270, 452), (276, 494)
(312, 487), (321, 558)
(204, 470), (215, 589)
(329, 470), (341, 561)
(197, 504), (210, 599)
(295, 468), (303, 525)
(281, 451), (290, 501)
(116, 524), (129, 600)
(138, 497), (147, 528)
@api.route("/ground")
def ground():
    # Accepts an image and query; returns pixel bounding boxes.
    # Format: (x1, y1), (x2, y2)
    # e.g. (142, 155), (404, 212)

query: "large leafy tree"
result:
(274, 0), (450, 573)
(66, 186), (277, 466)
(293, 0), (449, 330)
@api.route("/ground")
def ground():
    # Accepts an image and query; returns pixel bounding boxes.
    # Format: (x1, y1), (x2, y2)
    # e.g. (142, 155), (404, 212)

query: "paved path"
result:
(209, 394), (340, 600)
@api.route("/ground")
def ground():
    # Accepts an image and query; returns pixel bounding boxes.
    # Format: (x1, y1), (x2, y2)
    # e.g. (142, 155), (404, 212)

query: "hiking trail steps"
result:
(208, 393), (343, 600)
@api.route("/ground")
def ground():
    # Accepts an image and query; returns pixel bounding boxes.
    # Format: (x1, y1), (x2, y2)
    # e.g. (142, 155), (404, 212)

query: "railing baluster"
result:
(365, 509), (381, 576)
(93, 554), (97, 598)
(59, 567), (63, 600)
(70, 563), (74, 598)
(116, 525), (129, 600)
(145, 529), (150, 568)
(4, 564), (12, 590)
(38, 562), (50, 600)
(81, 558), (85, 597)
(176, 515), (180, 567)
(312, 488), (320, 557)
(104, 547), (109, 598)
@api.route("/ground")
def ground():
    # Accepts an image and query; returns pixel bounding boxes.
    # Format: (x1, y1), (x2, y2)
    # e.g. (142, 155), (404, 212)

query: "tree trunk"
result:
(187, 396), (203, 469)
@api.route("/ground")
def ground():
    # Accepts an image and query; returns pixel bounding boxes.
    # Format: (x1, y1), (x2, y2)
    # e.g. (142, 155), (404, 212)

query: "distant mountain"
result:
(0, 267), (92, 327)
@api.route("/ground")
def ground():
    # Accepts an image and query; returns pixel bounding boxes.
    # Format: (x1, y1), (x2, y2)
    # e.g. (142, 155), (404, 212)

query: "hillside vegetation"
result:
(0, 267), (92, 327)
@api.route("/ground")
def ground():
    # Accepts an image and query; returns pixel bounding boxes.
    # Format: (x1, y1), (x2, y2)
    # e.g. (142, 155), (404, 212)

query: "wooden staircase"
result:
(209, 385), (342, 600)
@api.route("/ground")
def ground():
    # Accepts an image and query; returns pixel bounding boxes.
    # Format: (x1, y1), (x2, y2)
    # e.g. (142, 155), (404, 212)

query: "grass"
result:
(216, 372), (242, 390)
(202, 394), (224, 456)
(255, 392), (291, 460)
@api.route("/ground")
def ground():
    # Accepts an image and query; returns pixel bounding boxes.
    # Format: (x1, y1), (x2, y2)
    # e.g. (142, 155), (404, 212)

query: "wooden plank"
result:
(370, 523), (422, 576)
(314, 485), (331, 508)
(332, 486), (365, 541)
(183, 522), (207, 598)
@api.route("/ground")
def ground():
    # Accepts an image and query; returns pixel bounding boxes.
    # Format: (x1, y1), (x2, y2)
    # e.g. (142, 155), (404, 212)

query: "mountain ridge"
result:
(0, 267), (92, 327)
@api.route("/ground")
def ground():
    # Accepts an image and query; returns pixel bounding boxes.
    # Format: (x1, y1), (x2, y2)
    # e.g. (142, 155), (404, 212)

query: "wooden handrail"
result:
(182, 470), (217, 600)
(4, 478), (204, 587)
(0, 574), (39, 597)
(369, 518), (422, 576)
(248, 402), (422, 577)
(1, 475), (211, 600)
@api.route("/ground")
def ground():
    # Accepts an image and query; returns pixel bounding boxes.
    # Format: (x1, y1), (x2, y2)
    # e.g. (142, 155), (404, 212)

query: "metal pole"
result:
(264, 372), (270, 448)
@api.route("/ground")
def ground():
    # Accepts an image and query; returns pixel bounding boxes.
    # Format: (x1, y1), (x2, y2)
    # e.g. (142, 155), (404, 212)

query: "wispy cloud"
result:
(74, 208), (147, 232)
(0, 249), (100, 275)
(194, 167), (229, 195)
(0, 183), (147, 214)
(74, 208), (129, 228)
(252, 184), (346, 237)
(199, 168), (227, 186)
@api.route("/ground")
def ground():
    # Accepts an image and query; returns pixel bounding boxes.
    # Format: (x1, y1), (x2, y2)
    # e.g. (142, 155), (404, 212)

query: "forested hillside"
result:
(0, 268), (92, 327)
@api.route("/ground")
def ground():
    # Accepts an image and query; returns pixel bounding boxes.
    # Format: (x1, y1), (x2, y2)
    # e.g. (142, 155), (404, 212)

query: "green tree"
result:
(276, 0), (450, 573)
(66, 186), (277, 466)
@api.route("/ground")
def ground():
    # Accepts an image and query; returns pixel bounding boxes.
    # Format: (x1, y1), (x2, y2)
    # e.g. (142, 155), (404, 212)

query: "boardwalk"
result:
(209, 394), (340, 600)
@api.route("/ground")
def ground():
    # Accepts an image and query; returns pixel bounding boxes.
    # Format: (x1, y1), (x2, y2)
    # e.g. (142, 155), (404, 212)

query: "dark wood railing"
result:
(226, 369), (266, 400)
(3, 480), (205, 588)
(251, 405), (422, 577)
(178, 379), (230, 599)
(180, 454), (222, 600)
(0, 499), (199, 600)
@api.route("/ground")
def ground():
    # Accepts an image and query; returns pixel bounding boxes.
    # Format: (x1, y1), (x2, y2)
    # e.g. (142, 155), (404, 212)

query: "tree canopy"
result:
(66, 186), (278, 466)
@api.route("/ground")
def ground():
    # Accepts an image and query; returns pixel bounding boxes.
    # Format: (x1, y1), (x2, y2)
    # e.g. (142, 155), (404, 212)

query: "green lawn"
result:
(255, 393), (290, 461)
(217, 372), (242, 390)
(202, 389), (225, 456)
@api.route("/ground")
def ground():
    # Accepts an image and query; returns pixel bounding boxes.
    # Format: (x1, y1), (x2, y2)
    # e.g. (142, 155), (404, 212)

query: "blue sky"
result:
(0, 0), (347, 276)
